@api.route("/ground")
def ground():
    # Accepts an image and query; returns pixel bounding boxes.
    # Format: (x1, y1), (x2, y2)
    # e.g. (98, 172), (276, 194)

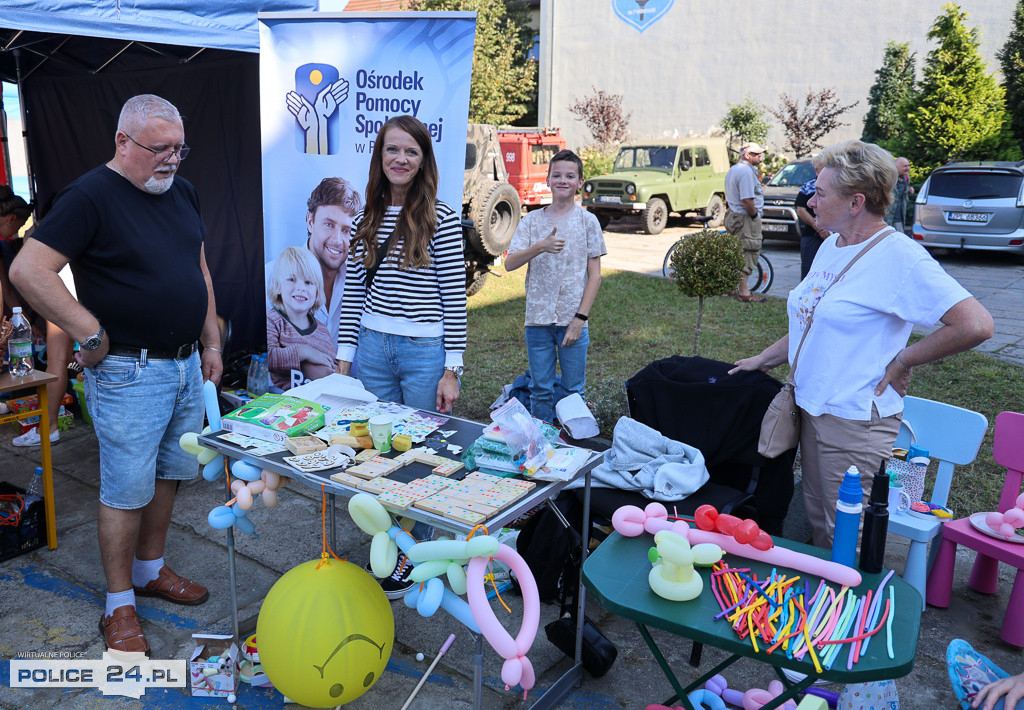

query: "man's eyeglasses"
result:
(125, 134), (190, 162)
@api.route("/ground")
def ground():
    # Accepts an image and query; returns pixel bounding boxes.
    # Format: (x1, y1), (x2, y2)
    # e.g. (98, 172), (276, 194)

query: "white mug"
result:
(889, 484), (911, 513)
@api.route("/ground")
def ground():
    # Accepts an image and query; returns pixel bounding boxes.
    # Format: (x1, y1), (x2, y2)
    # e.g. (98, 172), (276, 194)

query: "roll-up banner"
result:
(259, 11), (476, 391)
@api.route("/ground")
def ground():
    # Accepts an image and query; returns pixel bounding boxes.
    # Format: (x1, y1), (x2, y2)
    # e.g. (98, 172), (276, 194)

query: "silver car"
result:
(913, 160), (1024, 255)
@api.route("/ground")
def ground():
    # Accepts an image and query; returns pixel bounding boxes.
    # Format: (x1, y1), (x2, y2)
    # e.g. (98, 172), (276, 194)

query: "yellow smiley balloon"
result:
(257, 559), (394, 707)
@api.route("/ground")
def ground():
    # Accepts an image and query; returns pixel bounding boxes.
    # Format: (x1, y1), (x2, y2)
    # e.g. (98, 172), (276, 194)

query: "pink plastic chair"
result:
(926, 411), (1024, 647)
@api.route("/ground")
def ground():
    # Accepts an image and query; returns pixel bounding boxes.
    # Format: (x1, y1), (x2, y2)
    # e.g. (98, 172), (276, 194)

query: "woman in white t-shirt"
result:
(730, 140), (993, 549)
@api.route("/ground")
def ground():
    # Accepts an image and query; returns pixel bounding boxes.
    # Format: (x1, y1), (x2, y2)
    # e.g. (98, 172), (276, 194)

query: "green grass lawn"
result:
(462, 266), (1024, 515)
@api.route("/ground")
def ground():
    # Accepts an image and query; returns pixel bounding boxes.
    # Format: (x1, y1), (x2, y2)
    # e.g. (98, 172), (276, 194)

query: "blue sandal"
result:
(947, 638), (1009, 710)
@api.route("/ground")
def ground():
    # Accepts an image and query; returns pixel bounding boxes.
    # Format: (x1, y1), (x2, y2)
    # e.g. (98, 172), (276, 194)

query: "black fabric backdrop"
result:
(21, 47), (266, 350)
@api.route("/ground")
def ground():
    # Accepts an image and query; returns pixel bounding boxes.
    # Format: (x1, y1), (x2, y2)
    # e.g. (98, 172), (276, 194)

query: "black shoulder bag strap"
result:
(364, 225), (399, 291)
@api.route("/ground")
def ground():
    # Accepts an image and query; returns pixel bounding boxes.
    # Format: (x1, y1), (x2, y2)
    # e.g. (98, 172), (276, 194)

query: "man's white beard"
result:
(144, 172), (175, 194)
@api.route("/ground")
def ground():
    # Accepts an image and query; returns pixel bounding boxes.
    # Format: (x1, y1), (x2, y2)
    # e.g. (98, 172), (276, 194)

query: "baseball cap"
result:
(740, 142), (766, 156)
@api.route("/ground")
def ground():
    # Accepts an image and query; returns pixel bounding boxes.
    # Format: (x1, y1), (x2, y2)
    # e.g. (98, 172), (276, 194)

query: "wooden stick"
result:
(400, 634), (456, 710)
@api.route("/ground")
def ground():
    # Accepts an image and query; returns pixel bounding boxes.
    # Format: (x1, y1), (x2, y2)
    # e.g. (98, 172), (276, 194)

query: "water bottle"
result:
(831, 466), (863, 568)
(859, 460), (890, 574)
(247, 354), (260, 397)
(249, 354), (269, 397)
(24, 466), (44, 506)
(8, 307), (34, 377)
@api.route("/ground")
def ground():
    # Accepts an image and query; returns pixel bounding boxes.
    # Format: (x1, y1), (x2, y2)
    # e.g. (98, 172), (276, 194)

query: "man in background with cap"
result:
(724, 143), (767, 302)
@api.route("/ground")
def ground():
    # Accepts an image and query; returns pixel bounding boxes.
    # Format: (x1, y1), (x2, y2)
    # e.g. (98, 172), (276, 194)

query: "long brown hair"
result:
(353, 115), (439, 270)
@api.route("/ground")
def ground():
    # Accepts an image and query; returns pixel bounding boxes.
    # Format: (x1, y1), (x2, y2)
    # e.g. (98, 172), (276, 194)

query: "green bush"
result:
(670, 228), (744, 355)
(579, 145), (616, 180)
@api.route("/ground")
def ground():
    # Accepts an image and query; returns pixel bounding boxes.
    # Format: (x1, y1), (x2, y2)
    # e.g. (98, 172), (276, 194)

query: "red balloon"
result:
(733, 519), (760, 545)
(751, 531), (774, 551)
(694, 505), (718, 531)
(715, 514), (740, 536)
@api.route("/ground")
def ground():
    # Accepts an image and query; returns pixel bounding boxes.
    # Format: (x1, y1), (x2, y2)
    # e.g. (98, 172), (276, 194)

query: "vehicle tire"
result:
(746, 253), (775, 294)
(466, 268), (489, 297)
(704, 194), (726, 228)
(642, 197), (668, 235)
(469, 181), (521, 256)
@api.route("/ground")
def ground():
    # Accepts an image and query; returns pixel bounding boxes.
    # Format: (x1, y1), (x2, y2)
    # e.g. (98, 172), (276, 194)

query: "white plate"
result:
(907, 505), (952, 520)
(969, 512), (1024, 544)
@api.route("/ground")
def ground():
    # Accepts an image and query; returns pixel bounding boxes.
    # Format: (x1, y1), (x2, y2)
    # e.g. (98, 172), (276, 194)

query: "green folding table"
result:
(583, 531), (921, 710)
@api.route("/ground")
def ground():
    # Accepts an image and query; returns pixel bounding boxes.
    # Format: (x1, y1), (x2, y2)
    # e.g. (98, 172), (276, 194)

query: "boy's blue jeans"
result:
(524, 324), (589, 424)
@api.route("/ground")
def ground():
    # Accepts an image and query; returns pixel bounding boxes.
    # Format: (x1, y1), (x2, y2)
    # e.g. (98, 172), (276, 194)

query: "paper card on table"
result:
(283, 450), (352, 473)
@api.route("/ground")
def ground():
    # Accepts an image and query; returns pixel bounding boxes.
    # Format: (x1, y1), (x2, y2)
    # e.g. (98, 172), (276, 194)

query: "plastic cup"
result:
(368, 415), (394, 453)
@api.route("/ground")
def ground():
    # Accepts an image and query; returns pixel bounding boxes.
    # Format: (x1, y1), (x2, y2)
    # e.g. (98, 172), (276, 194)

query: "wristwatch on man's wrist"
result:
(444, 365), (465, 377)
(81, 325), (105, 351)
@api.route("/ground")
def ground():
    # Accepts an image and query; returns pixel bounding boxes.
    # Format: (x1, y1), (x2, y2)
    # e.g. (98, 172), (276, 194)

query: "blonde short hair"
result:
(268, 246), (326, 316)
(812, 140), (897, 216)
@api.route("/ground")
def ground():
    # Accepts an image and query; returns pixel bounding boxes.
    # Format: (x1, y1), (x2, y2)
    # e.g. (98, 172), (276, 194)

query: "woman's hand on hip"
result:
(875, 357), (912, 397)
(436, 370), (460, 414)
(562, 318), (584, 347)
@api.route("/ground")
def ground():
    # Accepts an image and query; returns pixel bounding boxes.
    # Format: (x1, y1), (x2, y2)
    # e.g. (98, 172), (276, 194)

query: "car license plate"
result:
(762, 223), (788, 232)
(948, 212), (988, 223)
(599, 196), (621, 203)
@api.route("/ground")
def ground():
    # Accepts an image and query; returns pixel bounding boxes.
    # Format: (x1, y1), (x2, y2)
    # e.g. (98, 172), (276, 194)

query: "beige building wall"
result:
(539, 0), (1017, 154)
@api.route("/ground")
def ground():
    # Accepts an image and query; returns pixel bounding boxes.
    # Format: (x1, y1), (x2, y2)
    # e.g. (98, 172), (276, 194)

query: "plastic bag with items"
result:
(490, 398), (554, 475)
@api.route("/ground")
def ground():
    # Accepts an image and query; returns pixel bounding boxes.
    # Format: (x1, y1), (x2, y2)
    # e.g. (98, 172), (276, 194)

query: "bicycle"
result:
(662, 231), (774, 295)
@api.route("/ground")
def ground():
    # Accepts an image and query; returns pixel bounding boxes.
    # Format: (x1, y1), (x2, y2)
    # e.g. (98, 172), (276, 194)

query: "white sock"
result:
(105, 589), (135, 617)
(131, 556), (164, 588)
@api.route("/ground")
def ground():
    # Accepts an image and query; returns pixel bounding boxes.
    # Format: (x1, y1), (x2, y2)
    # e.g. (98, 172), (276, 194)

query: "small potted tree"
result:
(668, 228), (744, 356)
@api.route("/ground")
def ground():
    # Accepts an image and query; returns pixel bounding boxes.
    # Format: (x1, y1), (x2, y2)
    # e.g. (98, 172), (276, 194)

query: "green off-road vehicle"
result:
(582, 137), (729, 234)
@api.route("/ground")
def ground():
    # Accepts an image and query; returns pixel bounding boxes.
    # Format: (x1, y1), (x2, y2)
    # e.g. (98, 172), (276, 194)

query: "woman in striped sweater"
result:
(336, 115), (466, 415)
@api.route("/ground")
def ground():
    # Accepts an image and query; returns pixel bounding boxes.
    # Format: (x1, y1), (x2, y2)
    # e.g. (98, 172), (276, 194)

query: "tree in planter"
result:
(997, 0), (1024, 153)
(669, 229), (744, 357)
(767, 88), (858, 157)
(862, 41), (917, 147)
(898, 3), (1019, 176)
(721, 95), (771, 155)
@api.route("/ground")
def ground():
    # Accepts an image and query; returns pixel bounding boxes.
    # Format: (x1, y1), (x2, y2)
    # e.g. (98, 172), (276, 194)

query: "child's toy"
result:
(283, 446), (353, 473)
(284, 435), (326, 455)
(908, 501), (954, 519)
(222, 393), (328, 443)
(984, 492), (1024, 539)
(329, 433), (375, 449)
(400, 634), (457, 710)
(613, 502), (862, 588)
(189, 634), (239, 698)
(647, 530), (722, 601)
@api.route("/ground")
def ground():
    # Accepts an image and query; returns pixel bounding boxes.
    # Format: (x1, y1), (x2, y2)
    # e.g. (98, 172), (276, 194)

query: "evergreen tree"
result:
(997, 0), (1024, 152)
(411, 0), (536, 125)
(861, 41), (916, 146)
(900, 4), (1019, 176)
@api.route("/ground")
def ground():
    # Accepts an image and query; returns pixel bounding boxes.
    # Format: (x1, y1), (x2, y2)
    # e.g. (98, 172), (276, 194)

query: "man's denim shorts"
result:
(83, 351), (204, 510)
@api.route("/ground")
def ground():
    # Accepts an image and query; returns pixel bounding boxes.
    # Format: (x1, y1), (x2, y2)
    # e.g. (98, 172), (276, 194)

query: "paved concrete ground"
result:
(1, 219), (1021, 709)
(600, 214), (1024, 367)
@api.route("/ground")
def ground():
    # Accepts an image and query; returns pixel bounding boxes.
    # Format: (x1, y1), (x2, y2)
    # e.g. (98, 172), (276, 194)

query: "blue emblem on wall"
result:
(613, 0), (674, 33)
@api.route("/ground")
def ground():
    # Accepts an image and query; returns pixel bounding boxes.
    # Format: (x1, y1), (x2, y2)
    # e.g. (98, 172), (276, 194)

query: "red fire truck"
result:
(497, 127), (566, 209)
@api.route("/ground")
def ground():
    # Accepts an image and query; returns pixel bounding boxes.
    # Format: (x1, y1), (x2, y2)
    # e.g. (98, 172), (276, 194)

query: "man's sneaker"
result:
(371, 553), (415, 600)
(12, 427), (59, 447)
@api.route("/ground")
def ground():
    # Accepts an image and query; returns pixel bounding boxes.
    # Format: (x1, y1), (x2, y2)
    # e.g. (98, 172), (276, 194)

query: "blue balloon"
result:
(439, 588), (480, 634)
(416, 578), (444, 617)
(232, 502), (249, 518)
(203, 380), (222, 430)
(208, 506), (236, 529)
(404, 586), (421, 609)
(232, 460), (262, 482)
(202, 455), (226, 482)
(688, 689), (726, 710)
(234, 515), (256, 536)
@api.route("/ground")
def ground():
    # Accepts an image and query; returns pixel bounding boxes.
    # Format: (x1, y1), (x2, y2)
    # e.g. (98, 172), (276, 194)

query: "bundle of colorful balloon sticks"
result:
(709, 562), (897, 673)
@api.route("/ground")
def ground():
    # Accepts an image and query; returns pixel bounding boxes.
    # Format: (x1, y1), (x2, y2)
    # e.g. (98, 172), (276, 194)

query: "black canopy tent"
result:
(0, 1), (319, 350)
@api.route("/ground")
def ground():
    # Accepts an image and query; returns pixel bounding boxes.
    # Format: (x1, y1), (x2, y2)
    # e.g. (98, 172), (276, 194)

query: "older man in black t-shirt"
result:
(11, 95), (222, 656)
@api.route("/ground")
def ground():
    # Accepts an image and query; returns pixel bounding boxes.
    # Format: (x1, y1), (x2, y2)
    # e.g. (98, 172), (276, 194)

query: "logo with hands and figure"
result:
(287, 63), (349, 155)
(612, 0), (674, 32)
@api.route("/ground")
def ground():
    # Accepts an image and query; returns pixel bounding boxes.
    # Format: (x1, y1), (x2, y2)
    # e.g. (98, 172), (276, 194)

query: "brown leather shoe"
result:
(99, 605), (150, 655)
(133, 565), (209, 605)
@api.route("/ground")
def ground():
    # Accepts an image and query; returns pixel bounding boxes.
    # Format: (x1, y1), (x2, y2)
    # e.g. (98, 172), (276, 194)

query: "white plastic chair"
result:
(890, 396), (988, 609)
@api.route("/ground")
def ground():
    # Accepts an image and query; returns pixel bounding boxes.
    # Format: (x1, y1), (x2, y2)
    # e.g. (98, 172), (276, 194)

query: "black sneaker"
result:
(369, 553), (415, 600)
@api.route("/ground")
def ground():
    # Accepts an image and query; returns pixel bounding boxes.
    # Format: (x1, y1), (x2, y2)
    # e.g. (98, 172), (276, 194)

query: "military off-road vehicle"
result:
(582, 137), (730, 234)
(462, 123), (522, 296)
